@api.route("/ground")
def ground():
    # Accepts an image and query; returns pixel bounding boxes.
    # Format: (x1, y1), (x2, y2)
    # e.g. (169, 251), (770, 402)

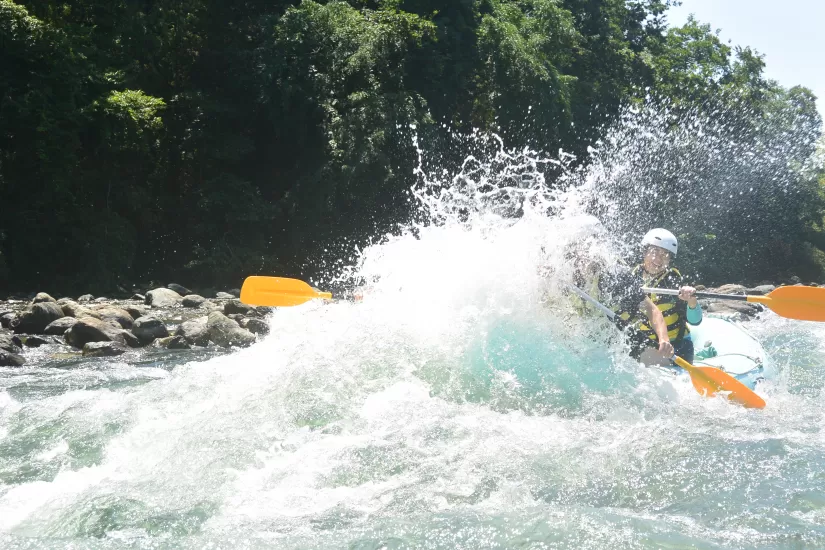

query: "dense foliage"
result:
(0, 0), (822, 292)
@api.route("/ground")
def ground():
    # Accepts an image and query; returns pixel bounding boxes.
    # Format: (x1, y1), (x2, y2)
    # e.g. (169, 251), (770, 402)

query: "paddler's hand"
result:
(658, 340), (674, 357)
(678, 285), (698, 308)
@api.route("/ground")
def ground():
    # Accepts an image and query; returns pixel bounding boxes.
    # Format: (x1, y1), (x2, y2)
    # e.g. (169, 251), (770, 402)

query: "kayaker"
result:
(565, 240), (675, 363)
(631, 228), (703, 364)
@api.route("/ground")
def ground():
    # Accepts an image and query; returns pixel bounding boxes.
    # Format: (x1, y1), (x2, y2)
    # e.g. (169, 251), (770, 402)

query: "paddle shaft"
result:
(641, 287), (749, 301)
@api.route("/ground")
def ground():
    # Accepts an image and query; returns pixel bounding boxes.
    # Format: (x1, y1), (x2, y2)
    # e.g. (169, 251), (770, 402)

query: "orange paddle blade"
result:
(748, 285), (825, 322)
(240, 276), (333, 307)
(672, 356), (766, 409)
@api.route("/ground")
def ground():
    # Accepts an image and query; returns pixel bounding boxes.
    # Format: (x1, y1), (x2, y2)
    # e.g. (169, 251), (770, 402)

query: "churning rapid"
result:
(2, 117), (825, 549)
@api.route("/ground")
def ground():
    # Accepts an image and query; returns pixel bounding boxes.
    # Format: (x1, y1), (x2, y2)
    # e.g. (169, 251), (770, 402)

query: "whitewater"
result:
(1, 121), (825, 549)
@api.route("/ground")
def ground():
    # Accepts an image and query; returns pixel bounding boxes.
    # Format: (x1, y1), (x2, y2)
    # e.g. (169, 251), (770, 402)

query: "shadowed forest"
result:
(2, 0), (823, 293)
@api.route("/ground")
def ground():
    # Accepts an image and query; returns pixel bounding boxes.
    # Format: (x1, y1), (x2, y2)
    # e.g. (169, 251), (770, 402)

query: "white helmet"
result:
(641, 228), (678, 256)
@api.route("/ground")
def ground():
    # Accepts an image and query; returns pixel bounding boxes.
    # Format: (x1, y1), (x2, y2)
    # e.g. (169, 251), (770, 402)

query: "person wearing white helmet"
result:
(563, 221), (675, 363)
(630, 228), (703, 364)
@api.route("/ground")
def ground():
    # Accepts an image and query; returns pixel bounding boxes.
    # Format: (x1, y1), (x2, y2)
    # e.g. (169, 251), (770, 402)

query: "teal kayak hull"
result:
(665, 316), (773, 390)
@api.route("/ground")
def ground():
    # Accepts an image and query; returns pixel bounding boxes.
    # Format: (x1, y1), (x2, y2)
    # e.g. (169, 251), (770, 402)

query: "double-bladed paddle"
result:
(643, 285), (825, 322)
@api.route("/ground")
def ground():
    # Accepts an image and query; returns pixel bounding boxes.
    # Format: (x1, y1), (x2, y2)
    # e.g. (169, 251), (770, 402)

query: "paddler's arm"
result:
(679, 286), (703, 325)
(640, 297), (674, 356)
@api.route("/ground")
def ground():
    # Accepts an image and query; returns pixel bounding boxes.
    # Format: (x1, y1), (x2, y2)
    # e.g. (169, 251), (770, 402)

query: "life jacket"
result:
(632, 265), (688, 343)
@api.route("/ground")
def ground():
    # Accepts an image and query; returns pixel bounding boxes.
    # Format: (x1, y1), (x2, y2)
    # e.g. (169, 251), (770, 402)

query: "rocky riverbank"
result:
(0, 284), (271, 367)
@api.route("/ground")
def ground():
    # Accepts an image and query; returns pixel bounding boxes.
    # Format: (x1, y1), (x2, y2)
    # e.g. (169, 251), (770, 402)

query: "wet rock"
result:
(11, 302), (64, 334)
(124, 305), (148, 320)
(0, 332), (22, 354)
(227, 313), (245, 324)
(60, 300), (100, 320)
(0, 351), (25, 367)
(64, 317), (130, 349)
(747, 285), (776, 296)
(131, 294), (146, 302)
(94, 307), (134, 329)
(241, 318), (270, 336)
(82, 341), (127, 357)
(704, 300), (762, 318)
(206, 311), (256, 348)
(132, 316), (169, 344)
(44, 317), (79, 335)
(166, 335), (191, 350)
(33, 292), (57, 304)
(227, 288), (241, 298)
(204, 301), (223, 314)
(224, 299), (256, 317)
(174, 317), (209, 346)
(124, 331), (141, 348)
(215, 292), (235, 299)
(93, 297), (109, 303)
(23, 335), (51, 348)
(182, 295), (207, 308)
(78, 294), (95, 303)
(167, 283), (192, 296)
(145, 288), (182, 308)
(0, 312), (14, 329)
(712, 284), (746, 295)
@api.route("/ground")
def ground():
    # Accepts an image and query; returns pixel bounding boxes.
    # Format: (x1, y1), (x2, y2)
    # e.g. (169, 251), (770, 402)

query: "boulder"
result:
(704, 301), (762, 318)
(82, 341), (128, 358)
(33, 292), (57, 304)
(132, 316), (169, 344)
(0, 312), (15, 329)
(0, 351), (25, 367)
(77, 294), (95, 302)
(182, 295), (207, 308)
(227, 288), (241, 298)
(60, 300), (100, 320)
(131, 294), (146, 302)
(174, 317), (209, 346)
(215, 292), (235, 299)
(11, 302), (64, 334)
(227, 313), (245, 324)
(207, 311), (256, 348)
(224, 299), (256, 317)
(64, 317), (130, 349)
(93, 297), (109, 303)
(94, 307), (134, 329)
(166, 335), (191, 350)
(145, 288), (183, 308)
(23, 335), (51, 348)
(747, 285), (776, 296)
(0, 332), (22, 354)
(241, 318), (270, 336)
(167, 283), (192, 296)
(44, 317), (79, 335)
(712, 284), (746, 295)
(124, 305), (148, 320)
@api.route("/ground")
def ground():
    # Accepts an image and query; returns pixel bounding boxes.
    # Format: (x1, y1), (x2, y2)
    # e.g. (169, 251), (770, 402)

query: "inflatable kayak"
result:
(669, 316), (773, 390)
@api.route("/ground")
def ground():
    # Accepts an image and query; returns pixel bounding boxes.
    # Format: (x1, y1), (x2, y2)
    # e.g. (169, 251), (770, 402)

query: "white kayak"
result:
(681, 316), (774, 390)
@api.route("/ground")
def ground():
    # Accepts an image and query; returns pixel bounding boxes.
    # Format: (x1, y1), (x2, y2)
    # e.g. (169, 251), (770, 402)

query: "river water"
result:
(1, 127), (824, 549)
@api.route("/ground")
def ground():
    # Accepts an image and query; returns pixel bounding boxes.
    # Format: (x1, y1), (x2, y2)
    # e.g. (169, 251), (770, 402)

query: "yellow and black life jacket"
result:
(632, 265), (688, 343)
